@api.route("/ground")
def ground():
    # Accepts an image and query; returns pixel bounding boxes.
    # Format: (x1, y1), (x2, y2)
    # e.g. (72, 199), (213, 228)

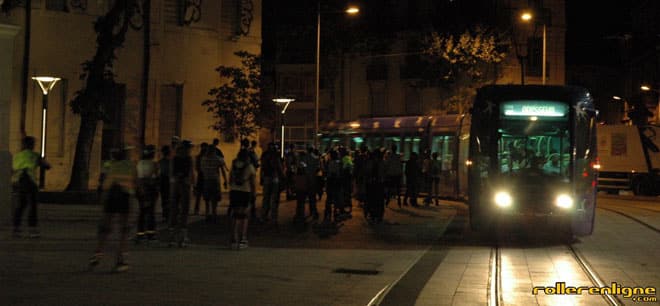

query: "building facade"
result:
(1, 0), (262, 190)
(269, 0), (565, 143)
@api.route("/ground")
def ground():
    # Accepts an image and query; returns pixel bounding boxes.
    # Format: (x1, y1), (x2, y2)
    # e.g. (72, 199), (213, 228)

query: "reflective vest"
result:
(12, 150), (40, 184)
(102, 160), (137, 194)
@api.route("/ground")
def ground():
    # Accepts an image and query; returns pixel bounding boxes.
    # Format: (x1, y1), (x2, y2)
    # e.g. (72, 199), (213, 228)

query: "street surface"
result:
(1, 195), (658, 306)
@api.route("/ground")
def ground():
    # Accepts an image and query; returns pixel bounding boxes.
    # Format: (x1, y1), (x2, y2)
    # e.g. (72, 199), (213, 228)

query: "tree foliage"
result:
(203, 51), (262, 141)
(424, 27), (509, 114)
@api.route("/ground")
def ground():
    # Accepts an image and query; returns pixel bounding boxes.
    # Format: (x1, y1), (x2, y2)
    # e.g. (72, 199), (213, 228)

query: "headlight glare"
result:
(555, 194), (573, 209)
(494, 191), (512, 208)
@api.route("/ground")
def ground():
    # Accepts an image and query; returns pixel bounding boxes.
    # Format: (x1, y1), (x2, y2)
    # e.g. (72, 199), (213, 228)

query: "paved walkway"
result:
(1, 195), (458, 306)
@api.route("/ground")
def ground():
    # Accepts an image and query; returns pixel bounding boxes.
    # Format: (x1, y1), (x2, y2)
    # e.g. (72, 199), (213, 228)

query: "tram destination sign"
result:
(502, 100), (568, 117)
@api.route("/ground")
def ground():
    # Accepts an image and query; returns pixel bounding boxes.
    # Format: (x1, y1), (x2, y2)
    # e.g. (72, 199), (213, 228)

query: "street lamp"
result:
(315, 2), (359, 147)
(521, 10), (546, 85)
(641, 85), (660, 123)
(31, 76), (60, 189)
(273, 97), (295, 158)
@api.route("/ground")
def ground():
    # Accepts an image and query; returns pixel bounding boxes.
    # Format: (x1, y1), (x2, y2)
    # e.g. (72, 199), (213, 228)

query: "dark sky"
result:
(264, 1), (648, 66)
(565, 1), (634, 66)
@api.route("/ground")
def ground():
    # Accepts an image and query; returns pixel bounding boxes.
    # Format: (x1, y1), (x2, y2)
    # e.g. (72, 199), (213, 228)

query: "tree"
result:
(66, 0), (140, 191)
(203, 51), (262, 141)
(424, 27), (509, 114)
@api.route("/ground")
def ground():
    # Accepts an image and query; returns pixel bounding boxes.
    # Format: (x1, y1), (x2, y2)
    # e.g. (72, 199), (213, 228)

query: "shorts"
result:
(103, 184), (131, 214)
(203, 178), (221, 202)
(229, 190), (250, 209)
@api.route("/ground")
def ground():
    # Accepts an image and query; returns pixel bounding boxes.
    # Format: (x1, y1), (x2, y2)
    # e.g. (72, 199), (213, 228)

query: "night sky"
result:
(565, 1), (635, 66)
(264, 1), (645, 66)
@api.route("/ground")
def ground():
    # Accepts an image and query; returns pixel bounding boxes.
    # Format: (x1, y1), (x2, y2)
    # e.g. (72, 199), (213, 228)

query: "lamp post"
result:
(315, 2), (359, 147)
(273, 98), (295, 158)
(521, 10), (546, 85)
(31, 76), (60, 189)
(641, 85), (660, 124)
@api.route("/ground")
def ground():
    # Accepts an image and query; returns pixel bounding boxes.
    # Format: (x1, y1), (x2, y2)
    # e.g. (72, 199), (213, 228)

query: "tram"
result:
(467, 85), (598, 236)
(319, 114), (471, 200)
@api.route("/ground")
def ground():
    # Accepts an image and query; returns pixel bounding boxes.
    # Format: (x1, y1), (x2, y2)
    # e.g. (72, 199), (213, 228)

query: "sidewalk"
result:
(1, 195), (459, 306)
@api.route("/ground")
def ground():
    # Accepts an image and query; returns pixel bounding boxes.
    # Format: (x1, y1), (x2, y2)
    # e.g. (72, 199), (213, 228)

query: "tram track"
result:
(598, 206), (660, 234)
(567, 244), (623, 306)
(489, 234), (625, 306)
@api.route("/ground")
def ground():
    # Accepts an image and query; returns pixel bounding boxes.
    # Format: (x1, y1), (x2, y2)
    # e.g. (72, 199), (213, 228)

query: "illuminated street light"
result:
(520, 12), (532, 21)
(32, 76), (60, 189)
(316, 3), (359, 147)
(345, 6), (359, 14)
(273, 97), (295, 158)
(521, 9), (546, 85)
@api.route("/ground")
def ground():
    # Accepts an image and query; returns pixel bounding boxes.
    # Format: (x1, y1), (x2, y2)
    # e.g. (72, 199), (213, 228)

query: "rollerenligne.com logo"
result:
(533, 282), (657, 302)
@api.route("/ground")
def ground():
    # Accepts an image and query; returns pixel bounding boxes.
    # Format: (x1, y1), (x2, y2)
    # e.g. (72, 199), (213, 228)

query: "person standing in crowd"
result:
(421, 149), (432, 205)
(260, 143), (284, 225)
(404, 152), (421, 207)
(324, 150), (343, 223)
(339, 147), (354, 220)
(284, 144), (298, 200)
(365, 149), (386, 224)
(211, 138), (229, 173)
(135, 145), (159, 243)
(193, 143), (208, 216)
(89, 146), (136, 272)
(12, 136), (50, 238)
(246, 140), (260, 220)
(229, 149), (256, 249)
(200, 143), (228, 223)
(314, 148), (325, 201)
(384, 144), (403, 207)
(169, 140), (195, 247)
(158, 145), (172, 223)
(299, 147), (320, 220)
(352, 145), (369, 208)
(427, 152), (442, 206)
(293, 152), (310, 225)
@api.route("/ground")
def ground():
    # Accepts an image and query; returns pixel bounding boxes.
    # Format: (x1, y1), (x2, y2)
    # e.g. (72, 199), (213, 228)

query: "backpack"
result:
(431, 160), (442, 176)
(231, 161), (248, 185)
(327, 160), (342, 179)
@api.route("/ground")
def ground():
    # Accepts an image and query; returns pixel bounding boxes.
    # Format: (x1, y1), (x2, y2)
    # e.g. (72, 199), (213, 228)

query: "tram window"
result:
(351, 136), (364, 150)
(384, 136), (402, 152)
(432, 135), (455, 171)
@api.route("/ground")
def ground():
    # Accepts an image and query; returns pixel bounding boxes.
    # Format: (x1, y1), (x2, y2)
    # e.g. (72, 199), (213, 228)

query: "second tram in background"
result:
(319, 113), (471, 200)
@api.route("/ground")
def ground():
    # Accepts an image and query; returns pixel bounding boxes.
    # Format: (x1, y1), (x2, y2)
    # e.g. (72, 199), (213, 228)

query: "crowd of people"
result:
(10, 135), (450, 272)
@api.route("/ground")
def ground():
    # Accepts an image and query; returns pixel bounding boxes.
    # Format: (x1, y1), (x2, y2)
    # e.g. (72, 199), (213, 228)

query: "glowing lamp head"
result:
(521, 12), (533, 21)
(345, 6), (360, 14)
(32, 76), (61, 95)
(555, 194), (573, 209)
(494, 191), (512, 208)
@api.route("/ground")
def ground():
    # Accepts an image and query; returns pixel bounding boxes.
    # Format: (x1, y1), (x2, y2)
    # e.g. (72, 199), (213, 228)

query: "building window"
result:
(159, 84), (183, 149)
(367, 60), (388, 81)
(101, 84), (126, 161)
(45, 0), (68, 11)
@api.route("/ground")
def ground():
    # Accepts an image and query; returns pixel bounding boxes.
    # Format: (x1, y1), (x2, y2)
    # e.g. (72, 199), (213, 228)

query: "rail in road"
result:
(368, 200), (660, 306)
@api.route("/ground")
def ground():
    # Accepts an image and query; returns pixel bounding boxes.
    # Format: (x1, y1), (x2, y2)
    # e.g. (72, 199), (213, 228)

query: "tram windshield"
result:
(490, 99), (571, 179)
(497, 119), (570, 178)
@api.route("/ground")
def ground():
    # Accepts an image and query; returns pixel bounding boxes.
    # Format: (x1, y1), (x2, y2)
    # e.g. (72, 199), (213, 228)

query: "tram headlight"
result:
(555, 194), (573, 209)
(494, 191), (512, 208)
